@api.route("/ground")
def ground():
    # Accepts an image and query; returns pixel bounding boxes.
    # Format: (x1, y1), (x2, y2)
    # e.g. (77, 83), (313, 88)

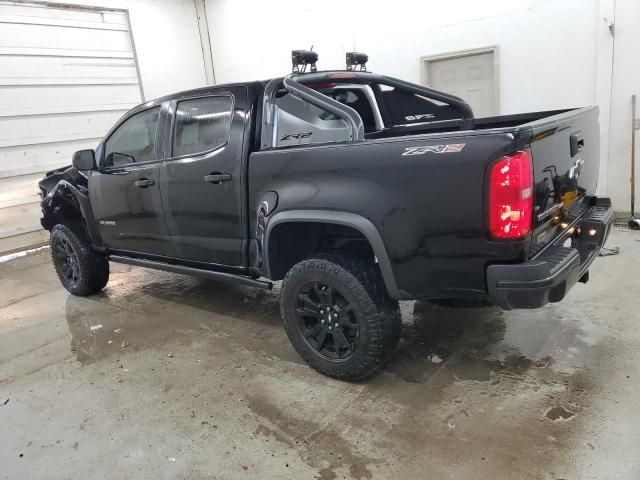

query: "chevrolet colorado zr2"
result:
(39, 51), (613, 380)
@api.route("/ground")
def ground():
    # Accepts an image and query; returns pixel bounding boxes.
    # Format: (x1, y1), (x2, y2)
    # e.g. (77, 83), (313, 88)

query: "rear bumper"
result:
(487, 198), (613, 310)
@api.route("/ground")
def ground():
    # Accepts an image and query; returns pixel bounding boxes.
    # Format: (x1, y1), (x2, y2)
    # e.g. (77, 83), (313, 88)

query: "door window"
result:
(173, 96), (233, 157)
(104, 107), (160, 167)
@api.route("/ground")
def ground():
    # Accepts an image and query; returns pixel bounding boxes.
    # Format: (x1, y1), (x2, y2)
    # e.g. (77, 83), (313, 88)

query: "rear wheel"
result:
(281, 253), (401, 381)
(50, 223), (109, 296)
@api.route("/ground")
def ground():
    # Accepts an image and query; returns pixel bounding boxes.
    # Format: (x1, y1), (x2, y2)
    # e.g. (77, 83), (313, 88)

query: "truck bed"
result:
(364, 108), (576, 139)
(249, 105), (601, 301)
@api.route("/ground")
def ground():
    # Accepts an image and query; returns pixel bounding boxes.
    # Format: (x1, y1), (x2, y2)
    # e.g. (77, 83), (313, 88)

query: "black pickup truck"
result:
(39, 52), (613, 380)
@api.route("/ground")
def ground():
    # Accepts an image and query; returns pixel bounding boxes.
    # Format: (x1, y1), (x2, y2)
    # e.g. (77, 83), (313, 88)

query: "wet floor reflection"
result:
(385, 301), (554, 384)
(64, 268), (559, 386)
(65, 266), (293, 365)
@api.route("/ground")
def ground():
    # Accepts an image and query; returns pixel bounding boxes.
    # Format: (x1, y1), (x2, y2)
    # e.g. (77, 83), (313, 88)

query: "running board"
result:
(108, 255), (273, 290)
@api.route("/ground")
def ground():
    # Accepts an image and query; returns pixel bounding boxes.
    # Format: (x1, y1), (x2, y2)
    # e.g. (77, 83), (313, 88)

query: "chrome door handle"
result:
(204, 173), (232, 184)
(133, 178), (155, 188)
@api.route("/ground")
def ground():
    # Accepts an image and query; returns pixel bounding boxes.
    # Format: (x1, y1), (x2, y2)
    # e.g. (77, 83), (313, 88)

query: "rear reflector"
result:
(488, 150), (533, 239)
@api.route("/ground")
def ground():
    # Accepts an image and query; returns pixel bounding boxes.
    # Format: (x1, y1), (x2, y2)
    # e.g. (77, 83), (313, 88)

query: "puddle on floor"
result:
(64, 267), (597, 409)
(546, 406), (576, 421)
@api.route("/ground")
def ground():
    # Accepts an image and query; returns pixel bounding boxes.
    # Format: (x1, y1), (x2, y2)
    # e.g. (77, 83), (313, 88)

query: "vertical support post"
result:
(125, 9), (145, 102)
(195, 0), (216, 86)
(596, 0), (616, 197)
(632, 94), (637, 216)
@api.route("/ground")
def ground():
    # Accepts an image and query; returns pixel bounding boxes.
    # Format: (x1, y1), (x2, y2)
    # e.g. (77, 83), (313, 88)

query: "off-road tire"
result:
(281, 253), (401, 381)
(50, 223), (109, 296)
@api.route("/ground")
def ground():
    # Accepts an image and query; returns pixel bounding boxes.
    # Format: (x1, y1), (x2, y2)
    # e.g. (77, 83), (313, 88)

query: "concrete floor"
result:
(0, 229), (638, 480)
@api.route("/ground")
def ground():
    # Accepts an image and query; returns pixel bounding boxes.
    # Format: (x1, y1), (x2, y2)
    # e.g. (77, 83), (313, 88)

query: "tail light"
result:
(488, 150), (533, 239)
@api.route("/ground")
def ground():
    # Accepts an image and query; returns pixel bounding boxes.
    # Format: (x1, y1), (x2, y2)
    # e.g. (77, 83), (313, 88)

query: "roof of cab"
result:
(125, 80), (270, 117)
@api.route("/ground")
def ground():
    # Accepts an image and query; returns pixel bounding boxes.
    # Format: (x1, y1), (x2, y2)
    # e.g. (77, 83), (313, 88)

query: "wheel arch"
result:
(264, 210), (408, 300)
(41, 180), (103, 247)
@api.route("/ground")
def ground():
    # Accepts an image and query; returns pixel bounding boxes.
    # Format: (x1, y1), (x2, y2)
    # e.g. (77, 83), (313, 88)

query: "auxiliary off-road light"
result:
(291, 50), (318, 73)
(346, 52), (368, 71)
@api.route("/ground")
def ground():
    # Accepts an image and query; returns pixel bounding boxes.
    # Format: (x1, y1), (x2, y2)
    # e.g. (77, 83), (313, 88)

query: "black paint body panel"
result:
(90, 163), (171, 256)
(39, 74), (605, 304)
(249, 130), (532, 298)
(527, 108), (600, 256)
(160, 86), (249, 266)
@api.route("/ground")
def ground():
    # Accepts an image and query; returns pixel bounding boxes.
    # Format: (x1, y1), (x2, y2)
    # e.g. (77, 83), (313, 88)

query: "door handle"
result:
(204, 172), (232, 184)
(133, 178), (155, 188)
(107, 169), (130, 175)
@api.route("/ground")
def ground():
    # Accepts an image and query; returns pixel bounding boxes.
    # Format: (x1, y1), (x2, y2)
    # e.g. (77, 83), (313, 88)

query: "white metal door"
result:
(424, 51), (497, 118)
(0, 1), (143, 253)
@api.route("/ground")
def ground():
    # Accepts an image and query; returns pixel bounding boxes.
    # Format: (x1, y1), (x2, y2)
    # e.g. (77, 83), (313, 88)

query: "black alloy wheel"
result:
(50, 223), (109, 296)
(52, 236), (81, 287)
(281, 253), (402, 381)
(296, 281), (359, 360)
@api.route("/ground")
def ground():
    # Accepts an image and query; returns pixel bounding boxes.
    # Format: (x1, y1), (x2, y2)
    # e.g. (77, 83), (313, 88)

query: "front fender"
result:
(41, 180), (103, 247)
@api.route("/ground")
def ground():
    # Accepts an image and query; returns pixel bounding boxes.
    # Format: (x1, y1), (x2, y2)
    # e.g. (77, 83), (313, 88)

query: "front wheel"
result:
(280, 253), (401, 381)
(50, 223), (109, 296)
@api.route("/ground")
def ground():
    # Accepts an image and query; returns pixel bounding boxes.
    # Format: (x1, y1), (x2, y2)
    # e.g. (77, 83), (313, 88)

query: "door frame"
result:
(90, 102), (173, 256)
(420, 46), (501, 116)
(97, 103), (167, 172)
(159, 86), (250, 270)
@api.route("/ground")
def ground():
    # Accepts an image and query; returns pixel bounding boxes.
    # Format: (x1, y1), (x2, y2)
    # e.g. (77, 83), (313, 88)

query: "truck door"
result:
(160, 87), (248, 267)
(90, 105), (174, 257)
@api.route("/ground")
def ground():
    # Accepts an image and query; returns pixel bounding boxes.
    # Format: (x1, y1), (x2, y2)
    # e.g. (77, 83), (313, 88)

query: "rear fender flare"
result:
(264, 210), (409, 300)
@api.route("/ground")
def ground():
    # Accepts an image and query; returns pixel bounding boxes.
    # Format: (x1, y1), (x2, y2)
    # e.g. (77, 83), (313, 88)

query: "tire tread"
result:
(281, 253), (401, 381)
(50, 222), (109, 296)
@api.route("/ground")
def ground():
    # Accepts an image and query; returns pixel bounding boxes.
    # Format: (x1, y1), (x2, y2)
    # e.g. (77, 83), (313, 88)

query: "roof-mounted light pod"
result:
(291, 50), (318, 73)
(346, 52), (368, 71)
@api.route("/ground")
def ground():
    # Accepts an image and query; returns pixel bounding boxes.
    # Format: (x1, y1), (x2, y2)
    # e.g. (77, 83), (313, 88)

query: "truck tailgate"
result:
(525, 107), (600, 256)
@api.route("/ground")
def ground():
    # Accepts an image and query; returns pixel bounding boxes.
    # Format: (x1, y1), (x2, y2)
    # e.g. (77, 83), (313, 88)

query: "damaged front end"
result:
(38, 166), (101, 246)
(39, 165), (85, 230)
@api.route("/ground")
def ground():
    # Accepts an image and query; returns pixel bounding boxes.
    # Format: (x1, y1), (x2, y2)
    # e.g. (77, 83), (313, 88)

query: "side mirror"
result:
(72, 149), (96, 171)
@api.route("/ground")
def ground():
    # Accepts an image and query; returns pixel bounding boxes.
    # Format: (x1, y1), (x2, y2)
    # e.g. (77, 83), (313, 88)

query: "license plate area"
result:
(533, 197), (613, 270)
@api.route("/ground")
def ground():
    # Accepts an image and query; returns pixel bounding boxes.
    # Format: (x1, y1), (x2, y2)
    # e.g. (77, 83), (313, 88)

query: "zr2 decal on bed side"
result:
(402, 144), (466, 156)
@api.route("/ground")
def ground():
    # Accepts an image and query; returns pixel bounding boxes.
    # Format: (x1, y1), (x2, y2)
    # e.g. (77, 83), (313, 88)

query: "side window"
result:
(272, 93), (350, 147)
(173, 96), (233, 157)
(104, 107), (160, 167)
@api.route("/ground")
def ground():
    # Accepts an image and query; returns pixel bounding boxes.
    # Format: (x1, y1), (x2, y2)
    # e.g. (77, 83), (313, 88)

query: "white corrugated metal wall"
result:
(0, 1), (143, 252)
